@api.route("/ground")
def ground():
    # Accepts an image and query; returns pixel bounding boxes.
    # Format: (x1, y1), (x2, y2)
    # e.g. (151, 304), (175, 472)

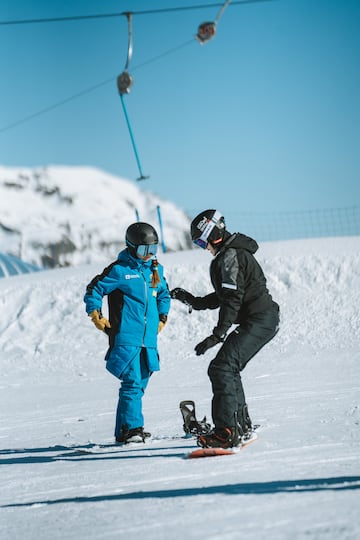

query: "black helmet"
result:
(126, 222), (159, 257)
(191, 209), (225, 249)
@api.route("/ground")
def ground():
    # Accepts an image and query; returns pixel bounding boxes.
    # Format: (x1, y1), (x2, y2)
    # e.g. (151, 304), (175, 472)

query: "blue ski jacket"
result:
(84, 249), (171, 378)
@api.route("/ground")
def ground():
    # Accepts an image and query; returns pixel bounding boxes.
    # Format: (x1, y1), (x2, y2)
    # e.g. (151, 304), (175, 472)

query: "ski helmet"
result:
(190, 209), (225, 249)
(126, 222), (159, 257)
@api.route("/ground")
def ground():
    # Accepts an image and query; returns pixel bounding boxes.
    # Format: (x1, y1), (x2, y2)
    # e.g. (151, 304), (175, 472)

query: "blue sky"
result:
(1, 0), (360, 231)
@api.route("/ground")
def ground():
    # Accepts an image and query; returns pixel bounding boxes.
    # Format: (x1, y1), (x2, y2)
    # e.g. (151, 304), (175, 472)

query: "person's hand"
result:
(158, 314), (168, 333)
(158, 321), (166, 333)
(194, 334), (221, 356)
(170, 288), (195, 307)
(89, 310), (111, 332)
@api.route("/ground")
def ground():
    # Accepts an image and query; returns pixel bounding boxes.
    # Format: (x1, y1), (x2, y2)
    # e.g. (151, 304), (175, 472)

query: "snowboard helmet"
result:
(126, 222), (159, 258)
(190, 209), (225, 249)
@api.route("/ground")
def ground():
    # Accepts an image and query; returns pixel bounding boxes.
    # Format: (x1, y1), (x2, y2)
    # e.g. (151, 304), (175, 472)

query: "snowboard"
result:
(187, 432), (257, 459)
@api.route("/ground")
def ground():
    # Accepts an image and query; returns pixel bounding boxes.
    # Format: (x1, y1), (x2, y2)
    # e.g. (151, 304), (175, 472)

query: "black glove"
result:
(194, 334), (221, 356)
(170, 288), (195, 307)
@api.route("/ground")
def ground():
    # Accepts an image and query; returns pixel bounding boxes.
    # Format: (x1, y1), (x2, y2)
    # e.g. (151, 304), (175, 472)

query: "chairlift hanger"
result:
(196, 0), (232, 44)
(116, 1), (231, 181)
(117, 12), (149, 181)
(117, 12), (133, 94)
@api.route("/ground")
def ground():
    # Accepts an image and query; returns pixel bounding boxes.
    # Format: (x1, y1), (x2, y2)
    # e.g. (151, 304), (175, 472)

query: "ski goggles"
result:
(193, 237), (208, 249)
(135, 243), (158, 257)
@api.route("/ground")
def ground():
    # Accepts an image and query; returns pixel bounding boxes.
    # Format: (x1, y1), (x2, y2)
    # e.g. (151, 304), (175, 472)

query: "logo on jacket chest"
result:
(125, 274), (141, 280)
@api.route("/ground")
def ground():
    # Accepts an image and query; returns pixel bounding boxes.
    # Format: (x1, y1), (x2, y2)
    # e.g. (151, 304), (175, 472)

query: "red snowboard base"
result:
(187, 434), (257, 459)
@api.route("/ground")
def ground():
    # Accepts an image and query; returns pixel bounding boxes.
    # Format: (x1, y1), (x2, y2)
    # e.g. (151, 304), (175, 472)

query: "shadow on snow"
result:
(2, 477), (360, 508)
(0, 443), (189, 465)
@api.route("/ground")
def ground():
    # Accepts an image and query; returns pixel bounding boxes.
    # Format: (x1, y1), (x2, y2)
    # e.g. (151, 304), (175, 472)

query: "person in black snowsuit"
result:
(171, 209), (280, 449)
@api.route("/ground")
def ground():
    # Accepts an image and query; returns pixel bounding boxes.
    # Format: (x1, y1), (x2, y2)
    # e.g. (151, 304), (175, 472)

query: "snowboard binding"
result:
(179, 400), (212, 437)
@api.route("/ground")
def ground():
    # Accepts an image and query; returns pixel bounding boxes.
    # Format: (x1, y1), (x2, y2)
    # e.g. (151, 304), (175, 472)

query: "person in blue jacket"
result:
(84, 222), (171, 444)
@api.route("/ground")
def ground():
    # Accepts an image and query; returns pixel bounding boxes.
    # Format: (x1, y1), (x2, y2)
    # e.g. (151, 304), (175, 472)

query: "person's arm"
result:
(84, 261), (121, 331)
(156, 266), (171, 333)
(170, 288), (219, 310)
(213, 249), (244, 338)
(195, 250), (244, 355)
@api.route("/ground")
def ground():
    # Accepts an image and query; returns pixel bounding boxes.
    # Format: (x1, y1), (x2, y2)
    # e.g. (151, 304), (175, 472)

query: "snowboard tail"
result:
(187, 432), (257, 459)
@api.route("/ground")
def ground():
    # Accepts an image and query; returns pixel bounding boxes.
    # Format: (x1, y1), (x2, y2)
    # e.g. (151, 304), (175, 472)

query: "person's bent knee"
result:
(208, 360), (231, 380)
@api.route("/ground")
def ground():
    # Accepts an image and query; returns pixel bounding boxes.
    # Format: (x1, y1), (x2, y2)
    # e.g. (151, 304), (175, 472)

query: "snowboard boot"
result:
(115, 427), (151, 444)
(236, 404), (258, 444)
(197, 427), (238, 449)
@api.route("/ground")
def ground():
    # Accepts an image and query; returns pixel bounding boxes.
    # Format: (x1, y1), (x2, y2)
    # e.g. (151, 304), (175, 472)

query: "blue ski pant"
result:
(115, 347), (151, 437)
(208, 305), (280, 431)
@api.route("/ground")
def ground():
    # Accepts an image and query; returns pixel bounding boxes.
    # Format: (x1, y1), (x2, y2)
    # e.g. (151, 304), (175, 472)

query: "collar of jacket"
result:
(119, 249), (154, 269)
(214, 233), (237, 257)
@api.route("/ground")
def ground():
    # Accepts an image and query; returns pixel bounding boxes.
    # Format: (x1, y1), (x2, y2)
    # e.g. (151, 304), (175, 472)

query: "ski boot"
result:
(115, 427), (151, 444)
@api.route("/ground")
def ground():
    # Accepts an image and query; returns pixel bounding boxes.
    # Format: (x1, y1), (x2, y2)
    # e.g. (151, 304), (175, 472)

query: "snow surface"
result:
(1, 236), (360, 540)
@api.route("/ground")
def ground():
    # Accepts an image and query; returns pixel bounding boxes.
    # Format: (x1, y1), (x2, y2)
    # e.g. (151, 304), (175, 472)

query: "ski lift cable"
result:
(132, 39), (194, 73)
(0, 0), (275, 138)
(0, 1), (277, 26)
(0, 77), (115, 134)
(0, 38), (194, 135)
(0, 0), (276, 133)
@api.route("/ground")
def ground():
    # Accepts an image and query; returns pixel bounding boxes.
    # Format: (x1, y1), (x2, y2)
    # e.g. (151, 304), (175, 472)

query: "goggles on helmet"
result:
(127, 239), (158, 257)
(193, 237), (208, 249)
(134, 243), (158, 257)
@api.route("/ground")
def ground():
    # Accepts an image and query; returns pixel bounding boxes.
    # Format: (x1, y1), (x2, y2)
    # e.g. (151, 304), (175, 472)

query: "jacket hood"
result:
(224, 232), (259, 254)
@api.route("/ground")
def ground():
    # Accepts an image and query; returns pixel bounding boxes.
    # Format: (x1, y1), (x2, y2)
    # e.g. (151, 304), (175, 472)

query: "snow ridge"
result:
(0, 165), (192, 268)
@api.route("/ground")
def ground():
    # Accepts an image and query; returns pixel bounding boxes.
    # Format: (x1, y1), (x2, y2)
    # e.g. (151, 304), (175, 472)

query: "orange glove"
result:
(89, 310), (111, 332)
(158, 321), (166, 333)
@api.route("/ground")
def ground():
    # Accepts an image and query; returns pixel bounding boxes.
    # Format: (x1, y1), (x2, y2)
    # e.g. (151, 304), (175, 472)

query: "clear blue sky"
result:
(1, 0), (360, 231)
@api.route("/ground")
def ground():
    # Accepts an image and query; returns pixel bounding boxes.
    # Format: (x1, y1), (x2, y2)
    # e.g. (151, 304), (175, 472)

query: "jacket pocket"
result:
(105, 346), (140, 379)
(144, 348), (160, 372)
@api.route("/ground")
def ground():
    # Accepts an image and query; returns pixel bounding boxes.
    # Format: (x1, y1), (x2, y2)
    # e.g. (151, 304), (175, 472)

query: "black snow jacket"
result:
(192, 232), (276, 337)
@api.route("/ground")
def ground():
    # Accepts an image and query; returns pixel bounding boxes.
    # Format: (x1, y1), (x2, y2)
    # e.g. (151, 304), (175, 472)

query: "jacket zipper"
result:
(140, 268), (148, 346)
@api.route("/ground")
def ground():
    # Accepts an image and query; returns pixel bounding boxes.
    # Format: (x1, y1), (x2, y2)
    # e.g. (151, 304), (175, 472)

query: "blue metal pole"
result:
(156, 205), (166, 253)
(119, 94), (148, 181)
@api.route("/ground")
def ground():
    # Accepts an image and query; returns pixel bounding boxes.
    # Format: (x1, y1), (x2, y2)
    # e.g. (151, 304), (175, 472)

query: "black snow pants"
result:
(207, 303), (280, 432)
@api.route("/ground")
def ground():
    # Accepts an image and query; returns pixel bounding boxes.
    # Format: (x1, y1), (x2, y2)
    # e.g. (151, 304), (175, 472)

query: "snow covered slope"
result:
(0, 237), (359, 540)
(0, 165), (192, 268)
